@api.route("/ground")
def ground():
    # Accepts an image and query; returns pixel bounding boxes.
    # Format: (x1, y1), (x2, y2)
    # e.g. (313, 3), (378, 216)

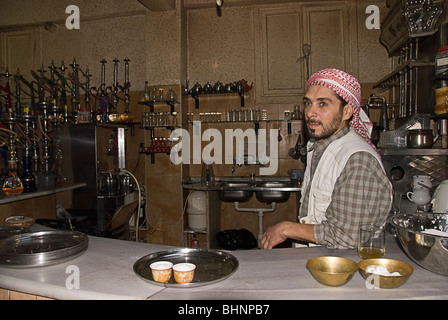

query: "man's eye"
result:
(319, 102), (327, 107)
(303, 101), (311, 107)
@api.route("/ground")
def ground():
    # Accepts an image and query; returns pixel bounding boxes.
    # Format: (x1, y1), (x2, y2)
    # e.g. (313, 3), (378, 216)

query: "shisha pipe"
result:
(78, 66), (93, 120)
(111, 58), (119, 116)
(121, 58), (133, 122)
(15, 72), (40, 173)
(0, 70), (13, 112)
(53, 61), (70, 123)
(91, 59), (111, 122)
(68, 59), (81, 121)
(14, 70), (38, 112)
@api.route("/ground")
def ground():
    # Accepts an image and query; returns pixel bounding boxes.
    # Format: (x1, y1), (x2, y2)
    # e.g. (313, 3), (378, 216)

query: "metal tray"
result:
(0, 230), (88, 268)
(0, 226), (30, 240)
(133, 248), (239, 288)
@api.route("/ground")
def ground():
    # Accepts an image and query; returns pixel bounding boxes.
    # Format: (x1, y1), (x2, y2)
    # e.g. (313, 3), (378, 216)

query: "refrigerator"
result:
(69, 123), (132, 236)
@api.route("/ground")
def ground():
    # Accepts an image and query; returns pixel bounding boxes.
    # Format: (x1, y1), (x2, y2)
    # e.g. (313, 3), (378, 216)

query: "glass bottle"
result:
(2, 160), (24, 195)
(143, 81), (150, 101)
(21, 155), (36, 193)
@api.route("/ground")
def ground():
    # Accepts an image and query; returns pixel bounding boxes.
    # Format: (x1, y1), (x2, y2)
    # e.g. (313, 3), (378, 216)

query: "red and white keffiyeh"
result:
(306, 68), (376, 150)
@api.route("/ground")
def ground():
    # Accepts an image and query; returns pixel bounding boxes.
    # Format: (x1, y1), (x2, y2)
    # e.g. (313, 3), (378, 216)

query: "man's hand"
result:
(261, 221), (316, 249)
(261, 222), (289, 249)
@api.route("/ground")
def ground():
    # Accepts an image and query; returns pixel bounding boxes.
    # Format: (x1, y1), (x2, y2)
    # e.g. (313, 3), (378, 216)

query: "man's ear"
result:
(343, 104), (354, 121)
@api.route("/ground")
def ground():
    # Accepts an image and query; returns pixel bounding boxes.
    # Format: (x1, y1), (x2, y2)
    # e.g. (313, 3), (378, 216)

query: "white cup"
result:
(407, 189), (431, 205)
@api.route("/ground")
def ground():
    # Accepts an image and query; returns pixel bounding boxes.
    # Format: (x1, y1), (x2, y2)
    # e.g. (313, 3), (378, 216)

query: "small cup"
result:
(150, 261), (173, 283)
(173, 263), (196, 284)
(358, 224), (386, 259)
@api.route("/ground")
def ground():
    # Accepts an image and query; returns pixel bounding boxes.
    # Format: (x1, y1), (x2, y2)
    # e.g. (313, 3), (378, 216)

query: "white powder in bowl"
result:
(366, 265), (401, 277)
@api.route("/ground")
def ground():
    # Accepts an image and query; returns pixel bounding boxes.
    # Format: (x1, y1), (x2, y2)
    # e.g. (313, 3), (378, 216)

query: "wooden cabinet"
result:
(255, 2), (358, 104)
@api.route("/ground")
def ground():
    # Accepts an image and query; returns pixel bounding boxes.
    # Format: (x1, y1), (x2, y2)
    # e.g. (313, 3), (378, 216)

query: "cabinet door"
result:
(255, 6), (304, 104)
(303, 3), (358, 76)
(0, 30), (38, 77)
(255, 3), (358, 104)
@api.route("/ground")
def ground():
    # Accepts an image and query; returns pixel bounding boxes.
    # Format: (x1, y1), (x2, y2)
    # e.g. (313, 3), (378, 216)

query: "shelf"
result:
(373, 60), (434, 90)
(379, 148), (448, 156)
(138, 100), (179, 113)
(0, 183), (87, 205)
(184, 91), (250, 108)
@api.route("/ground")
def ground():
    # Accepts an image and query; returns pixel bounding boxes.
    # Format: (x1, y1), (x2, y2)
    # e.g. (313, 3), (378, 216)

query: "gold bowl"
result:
(358, 258), (413, 289)
(306, 256), (358, 287)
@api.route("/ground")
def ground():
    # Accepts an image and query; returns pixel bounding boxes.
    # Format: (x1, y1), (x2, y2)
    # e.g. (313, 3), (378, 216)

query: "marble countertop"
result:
(0, 227), (447, 300)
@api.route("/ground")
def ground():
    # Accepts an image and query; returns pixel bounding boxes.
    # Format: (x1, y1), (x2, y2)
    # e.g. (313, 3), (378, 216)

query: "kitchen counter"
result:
(0, 227), (447, 300)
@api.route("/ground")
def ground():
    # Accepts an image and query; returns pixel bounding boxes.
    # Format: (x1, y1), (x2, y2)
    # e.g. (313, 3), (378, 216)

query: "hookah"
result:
(14, 71), (36, 192)
(48, 61), (67, 187)
(34, 64), (55, 191)
(93, 59), (110, 123)
(54, 61), (70, 124)
(120, 58), (133, 122)
(68, 59), (81, 123)
(16, 69), (40, 174)
(89, 58), (133, 123)
(108, 58), (121, 122)
(77, 65), (93, 123)
(0, 70), (24, 195)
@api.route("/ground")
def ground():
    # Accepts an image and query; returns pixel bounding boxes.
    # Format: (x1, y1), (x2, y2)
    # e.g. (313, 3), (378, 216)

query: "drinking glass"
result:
(358, 223), (385, 259)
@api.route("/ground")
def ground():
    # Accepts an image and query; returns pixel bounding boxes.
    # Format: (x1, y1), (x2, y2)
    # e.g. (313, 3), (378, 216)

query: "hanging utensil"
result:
(278, 128), (282, 142)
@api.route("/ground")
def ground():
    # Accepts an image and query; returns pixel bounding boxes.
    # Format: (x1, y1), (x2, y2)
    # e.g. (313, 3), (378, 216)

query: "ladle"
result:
(418, 182), (432, 190)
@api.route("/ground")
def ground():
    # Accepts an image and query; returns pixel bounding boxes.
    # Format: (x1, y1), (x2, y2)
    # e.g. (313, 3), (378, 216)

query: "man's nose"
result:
(305, 103), (318, 119)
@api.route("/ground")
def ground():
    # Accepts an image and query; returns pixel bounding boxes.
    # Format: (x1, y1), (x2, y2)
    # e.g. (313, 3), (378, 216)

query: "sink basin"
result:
(255, 182), (291, 203)
(217, 182), (254, 203)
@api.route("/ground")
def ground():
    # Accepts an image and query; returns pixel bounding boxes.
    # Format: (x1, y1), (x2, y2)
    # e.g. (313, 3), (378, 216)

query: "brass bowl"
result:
(306, 256), (358, 287)
(5, 216), (34, 228)
(358, 258), (413, 289)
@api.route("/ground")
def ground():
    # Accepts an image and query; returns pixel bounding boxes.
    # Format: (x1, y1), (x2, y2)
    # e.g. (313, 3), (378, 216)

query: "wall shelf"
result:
(0, 183), (87, 205)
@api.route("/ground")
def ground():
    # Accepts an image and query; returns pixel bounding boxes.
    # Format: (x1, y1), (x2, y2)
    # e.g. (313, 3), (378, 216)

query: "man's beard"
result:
(306, 111), (343, 141)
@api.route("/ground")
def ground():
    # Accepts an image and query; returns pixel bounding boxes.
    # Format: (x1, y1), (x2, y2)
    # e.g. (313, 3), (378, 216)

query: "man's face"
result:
(303, 85), (353, 142)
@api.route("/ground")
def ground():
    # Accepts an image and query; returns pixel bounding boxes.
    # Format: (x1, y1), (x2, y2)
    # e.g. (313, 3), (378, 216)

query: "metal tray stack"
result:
(134, 248), (239, 288)
(0, 226), (30, 240)
(0, 230), (88, 268)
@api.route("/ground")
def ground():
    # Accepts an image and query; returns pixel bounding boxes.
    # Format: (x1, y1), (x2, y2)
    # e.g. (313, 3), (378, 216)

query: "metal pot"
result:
(406, 129), (437, 148)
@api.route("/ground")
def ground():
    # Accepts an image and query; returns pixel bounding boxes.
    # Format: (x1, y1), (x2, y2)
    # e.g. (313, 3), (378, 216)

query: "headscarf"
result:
(306, 68), (377, 152)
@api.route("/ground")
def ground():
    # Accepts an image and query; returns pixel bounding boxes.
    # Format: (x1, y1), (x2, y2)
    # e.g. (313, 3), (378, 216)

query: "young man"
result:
(261, 68), (392, 249)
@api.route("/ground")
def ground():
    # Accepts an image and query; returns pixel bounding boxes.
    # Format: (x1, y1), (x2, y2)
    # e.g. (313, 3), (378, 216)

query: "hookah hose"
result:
(116, 168), (141, 242)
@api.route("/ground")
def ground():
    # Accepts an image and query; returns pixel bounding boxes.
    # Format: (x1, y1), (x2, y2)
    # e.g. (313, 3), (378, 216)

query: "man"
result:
(261, 68), (392, 249)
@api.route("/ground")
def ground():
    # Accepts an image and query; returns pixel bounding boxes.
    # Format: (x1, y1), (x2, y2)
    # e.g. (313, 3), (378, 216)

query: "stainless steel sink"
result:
(217, 181), (254, 203)
(255, 182), (291, 203)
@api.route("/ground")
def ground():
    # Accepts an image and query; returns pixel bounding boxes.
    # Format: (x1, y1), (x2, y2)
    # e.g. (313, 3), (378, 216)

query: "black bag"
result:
(216, 229), (258, 250)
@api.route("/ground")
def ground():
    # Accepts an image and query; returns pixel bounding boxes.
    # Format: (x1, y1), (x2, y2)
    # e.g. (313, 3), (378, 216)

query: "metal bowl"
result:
(358, 258), (413, 289)
(389, 213), (448, 276)
(306, 256), (357, 286)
